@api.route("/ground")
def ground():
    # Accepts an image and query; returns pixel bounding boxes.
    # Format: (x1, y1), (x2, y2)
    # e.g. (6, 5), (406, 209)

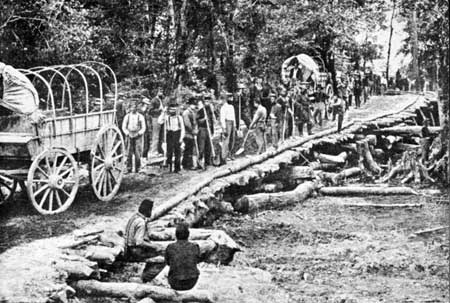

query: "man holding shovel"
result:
(220, 93), (236, 164)
(196, 98), (215, 169)
(248, 98), (267, 154)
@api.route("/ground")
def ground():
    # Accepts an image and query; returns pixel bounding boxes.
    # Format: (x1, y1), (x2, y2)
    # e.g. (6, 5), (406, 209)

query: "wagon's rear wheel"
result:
(27, 148), (79, 215)
(0, 175), (17, 206)
(90, 125), (125, 201)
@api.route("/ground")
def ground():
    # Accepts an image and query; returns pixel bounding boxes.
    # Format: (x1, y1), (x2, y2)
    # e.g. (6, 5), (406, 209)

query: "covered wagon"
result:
(0, 62), (126, 214)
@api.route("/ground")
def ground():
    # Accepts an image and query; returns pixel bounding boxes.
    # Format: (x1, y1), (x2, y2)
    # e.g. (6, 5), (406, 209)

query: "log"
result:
(308, 161), (339, 171)
(59, 235), (100, 249)
(319, 186), (418, 196)
(235, 181), (318, 213)
(358, 140), (382, 174)
(373, 126), (441, 136)
(413, 226), (449, 236)
(264, 166), (316, 184)
(71, 280), (215, 302)
(138, 298), (156, 303)
(336, 203), (423, 208)
(393, 142), (421, 152)
(54, 260), (100, 280)
(326, 167), (362, 185)
(314, 151), (348, 164)
(85, 246), (123, 265)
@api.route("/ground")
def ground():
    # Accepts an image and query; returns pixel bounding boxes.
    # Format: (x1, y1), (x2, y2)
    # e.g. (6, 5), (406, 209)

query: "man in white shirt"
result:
(122, 102), (146, 173)
(220, 93), (236, 164)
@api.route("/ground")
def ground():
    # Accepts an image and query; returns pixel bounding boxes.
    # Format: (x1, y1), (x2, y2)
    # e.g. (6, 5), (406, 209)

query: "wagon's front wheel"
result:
(0, 175), (17, 206)
(90, 125), (125, 201)
(27, 148), (79, 215)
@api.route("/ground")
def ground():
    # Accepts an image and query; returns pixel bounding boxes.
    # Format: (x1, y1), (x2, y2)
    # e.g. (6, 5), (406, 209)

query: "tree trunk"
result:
(235, 181), (318, 213)
(264, 166), (316, 184)
(358, 140), (382, 174)
(71, 280), (214, 302)
(386, 0), (396, 81)
(319, 186), (418, 196)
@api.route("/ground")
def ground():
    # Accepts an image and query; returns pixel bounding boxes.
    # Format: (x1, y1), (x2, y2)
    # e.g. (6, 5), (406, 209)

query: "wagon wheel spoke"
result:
(38, 188), (51, 208)
(34, 184), (49, 198)
(32, 179), (48, 184)
(55, 190), (63, 208)
(45, 156), (52, 174)
(108, 170), (117, 187)
(48, 190), (54, 212)
(94, 155), (105, 163)
(56, 156), (69, 174)
(113, 154), (123, 161)
(60, 187), (71, 198)
(96, 170), (106, 193)
(59, 167), (74, 178)
(93, 163), (104, 172)
(37, 166), (49, 178)
(94, 168), (105, 189)
(110, 141), (122, 157)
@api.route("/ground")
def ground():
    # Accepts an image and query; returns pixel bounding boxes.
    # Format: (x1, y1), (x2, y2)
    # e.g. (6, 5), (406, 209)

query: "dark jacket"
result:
(196, 105), (214, 134)
(182, 108), (198, 139)
(165, 240), (200, 281)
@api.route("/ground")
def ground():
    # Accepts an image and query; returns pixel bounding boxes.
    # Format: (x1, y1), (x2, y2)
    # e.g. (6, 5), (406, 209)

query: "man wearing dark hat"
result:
(124, 199), (155, 261)
(182, 97), (198, 170)
(159, 99), (185, 172)
(165, 222), (201, 291)
(196, 97), (215, 169)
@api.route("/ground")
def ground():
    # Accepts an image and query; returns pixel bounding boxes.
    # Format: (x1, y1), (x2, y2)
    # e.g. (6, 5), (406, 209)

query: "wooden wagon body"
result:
(0, 62), (126, 214)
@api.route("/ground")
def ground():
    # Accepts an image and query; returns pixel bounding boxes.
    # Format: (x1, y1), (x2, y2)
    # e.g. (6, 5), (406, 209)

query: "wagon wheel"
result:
(90, 125), (125, 201)
(0, 175), (17, 206)
(27, 148), (79, 215)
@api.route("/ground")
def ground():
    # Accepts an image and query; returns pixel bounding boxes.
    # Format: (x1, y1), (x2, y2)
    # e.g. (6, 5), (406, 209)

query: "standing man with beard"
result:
(182, 97), (198, 170)
(196, 97), (215, 169)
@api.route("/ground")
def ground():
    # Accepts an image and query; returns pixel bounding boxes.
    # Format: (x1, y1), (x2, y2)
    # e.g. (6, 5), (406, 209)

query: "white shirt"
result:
(220, 103), (235, 129)
(122, 112), (146, 138)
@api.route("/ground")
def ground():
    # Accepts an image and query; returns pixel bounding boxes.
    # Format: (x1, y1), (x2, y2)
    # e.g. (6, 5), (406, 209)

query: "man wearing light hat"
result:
(122, 101), (146, 173)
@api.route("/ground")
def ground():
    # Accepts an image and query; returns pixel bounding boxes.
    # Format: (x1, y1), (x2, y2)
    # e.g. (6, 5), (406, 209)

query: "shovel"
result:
(235, 129), (254, 156)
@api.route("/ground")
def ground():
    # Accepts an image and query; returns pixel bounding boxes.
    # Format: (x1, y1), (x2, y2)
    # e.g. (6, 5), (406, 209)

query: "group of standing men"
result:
(121, 92), (216, 173)
(121, 71), (375, 173)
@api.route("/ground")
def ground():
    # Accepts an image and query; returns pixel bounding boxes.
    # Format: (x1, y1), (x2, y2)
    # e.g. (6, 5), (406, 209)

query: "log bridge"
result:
(43, 94), (445, 303)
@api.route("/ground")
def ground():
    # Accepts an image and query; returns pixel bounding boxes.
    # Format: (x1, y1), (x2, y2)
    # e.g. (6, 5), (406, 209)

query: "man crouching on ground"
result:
(165, 222), (201, 291)
(124, 199), (155, 261)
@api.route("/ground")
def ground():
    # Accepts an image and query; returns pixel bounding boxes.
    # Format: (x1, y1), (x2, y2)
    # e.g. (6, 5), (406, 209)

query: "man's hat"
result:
(187, 96), (197, 105)
(141, 97), (150, 105)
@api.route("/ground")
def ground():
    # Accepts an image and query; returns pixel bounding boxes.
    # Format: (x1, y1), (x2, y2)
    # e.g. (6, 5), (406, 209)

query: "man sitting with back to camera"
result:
(165, 222), (201, 291)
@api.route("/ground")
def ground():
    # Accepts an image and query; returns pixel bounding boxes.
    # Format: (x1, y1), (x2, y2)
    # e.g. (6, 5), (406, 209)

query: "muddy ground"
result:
(214, 192), (449, 302)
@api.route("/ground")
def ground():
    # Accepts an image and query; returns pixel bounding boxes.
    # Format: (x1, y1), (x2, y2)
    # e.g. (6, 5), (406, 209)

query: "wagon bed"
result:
(0, 62), (126, 214)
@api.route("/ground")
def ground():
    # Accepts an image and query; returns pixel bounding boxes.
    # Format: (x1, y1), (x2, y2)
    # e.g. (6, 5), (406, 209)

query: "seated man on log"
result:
(124, 199), (156, 261)
(165, 222), (201, 291)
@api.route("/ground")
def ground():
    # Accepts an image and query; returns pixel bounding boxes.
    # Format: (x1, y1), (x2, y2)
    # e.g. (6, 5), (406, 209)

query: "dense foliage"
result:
(0, 0), (447, 98)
